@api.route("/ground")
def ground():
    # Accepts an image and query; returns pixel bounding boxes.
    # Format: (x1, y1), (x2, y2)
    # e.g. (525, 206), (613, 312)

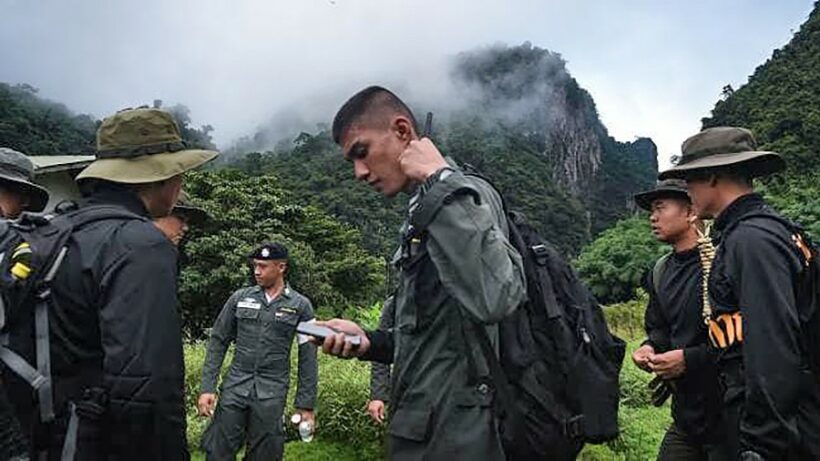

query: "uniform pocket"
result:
(235, 307), (260, 319)
(274, 310), (300, 326)
(389, 406), (433, 442)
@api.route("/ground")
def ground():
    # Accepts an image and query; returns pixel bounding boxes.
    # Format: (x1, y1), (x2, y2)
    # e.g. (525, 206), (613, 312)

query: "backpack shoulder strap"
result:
(652, 252), (672, 296)
(0, 204), (144, 424)
(407, 174), (481, 234)
(721, 210), (796, 239)
(60, 204), (146, 229)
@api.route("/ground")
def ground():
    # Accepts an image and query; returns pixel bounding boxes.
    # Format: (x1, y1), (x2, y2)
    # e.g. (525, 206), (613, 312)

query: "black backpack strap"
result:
(1, 205), (143, 425)
(459, 316), (520, 435)
(652, 252), (672, 299)
(407, 175), (481, 236)
(462, 314), (583, 440)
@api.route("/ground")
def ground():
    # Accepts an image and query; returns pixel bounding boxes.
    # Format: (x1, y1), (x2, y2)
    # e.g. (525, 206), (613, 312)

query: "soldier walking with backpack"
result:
(310, 86), (624, 460)
(631, 179), (729, 460)
(660, 127), (820, 460)
(0, 147), (50, 461)
(310, 86), (528, 460)
(1, 108), (218, 460)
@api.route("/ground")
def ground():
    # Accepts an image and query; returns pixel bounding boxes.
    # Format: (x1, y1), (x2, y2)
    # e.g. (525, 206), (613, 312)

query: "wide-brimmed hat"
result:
(171, 190), (208, 226)
(0, 147), (50, 212)
(633, 179), (689, 211)
(659, 126), (785, 180)
(76, 108), (218, 183)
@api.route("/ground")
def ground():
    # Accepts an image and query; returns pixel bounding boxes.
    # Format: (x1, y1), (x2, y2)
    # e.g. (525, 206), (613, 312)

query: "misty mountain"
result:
(0, 82), (97, 156)
(0, 42), (658, 257)
(230, 43), (658, 256)
(0, 86), (216, 156)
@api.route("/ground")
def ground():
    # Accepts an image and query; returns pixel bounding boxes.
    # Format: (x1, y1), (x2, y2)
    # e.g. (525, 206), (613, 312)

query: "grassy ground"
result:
(191, 439), (366, 461)
(186, 296), (671, 460)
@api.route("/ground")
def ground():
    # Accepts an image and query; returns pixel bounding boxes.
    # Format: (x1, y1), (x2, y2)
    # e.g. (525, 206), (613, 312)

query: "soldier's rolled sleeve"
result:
(424, 174), (527, 324)
(200, 291), (240, 394)
(370, 297), (395, 401)
(295, 298), (318, 410)
(731, 225), (803, 458)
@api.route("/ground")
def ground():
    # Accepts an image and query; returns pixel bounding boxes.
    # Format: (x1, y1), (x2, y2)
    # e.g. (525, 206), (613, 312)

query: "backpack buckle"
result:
(564, 414), (585, 439)
(531, 244), (548, 256)
(531, 244), (549, 265)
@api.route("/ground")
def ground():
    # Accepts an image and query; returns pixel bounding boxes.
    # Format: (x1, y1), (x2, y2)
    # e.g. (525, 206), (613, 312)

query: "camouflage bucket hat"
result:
(171, 190), (208, 226)
(0, 147), (50, 212)
(633, 179), (689, 211)
(659, 126), (785, 180)
(76, 108), (219, 183)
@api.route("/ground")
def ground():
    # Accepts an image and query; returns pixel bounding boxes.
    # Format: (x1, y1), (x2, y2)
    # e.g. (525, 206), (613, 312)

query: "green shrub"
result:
(575, 215), (668, 304)
(180, 170), (385, 338)
(604, 291), (649, 342)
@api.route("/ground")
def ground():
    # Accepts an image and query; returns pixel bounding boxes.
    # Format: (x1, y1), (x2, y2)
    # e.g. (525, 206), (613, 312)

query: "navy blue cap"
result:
(249, 243), (289, 260)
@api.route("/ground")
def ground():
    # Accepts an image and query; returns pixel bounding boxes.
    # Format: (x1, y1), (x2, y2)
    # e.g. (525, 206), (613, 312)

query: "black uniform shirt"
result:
(49, 183), (187, 457)
(644, 247), (723, 442)
(708, 193), (817, 458)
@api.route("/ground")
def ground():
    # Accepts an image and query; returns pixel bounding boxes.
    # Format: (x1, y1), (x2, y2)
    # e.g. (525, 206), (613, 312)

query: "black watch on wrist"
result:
(424, 166), (455, 189)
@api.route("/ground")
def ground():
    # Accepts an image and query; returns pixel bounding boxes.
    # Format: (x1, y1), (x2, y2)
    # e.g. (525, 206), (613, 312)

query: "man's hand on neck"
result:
(399, 138), (448, 183)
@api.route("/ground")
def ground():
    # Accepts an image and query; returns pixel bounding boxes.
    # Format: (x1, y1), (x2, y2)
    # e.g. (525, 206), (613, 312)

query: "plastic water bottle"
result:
(298, 420), (314, 443)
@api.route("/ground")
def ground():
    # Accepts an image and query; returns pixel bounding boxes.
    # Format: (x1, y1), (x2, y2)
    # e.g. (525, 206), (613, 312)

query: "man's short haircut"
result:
(331, 86), (418, 144)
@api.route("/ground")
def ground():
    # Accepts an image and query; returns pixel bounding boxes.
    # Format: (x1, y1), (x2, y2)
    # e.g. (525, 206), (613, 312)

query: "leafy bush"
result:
(179, 169), (385, 337)
(575, 215), (667, 304)
(603, 290), (649, 342)
(759, 172), (820, 239)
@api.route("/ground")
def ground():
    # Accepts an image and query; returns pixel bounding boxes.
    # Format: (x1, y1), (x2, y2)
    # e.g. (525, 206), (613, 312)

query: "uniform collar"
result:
(672, 246), (700, 262)
(253, 283), (292, 300)
(714, 193), (767, 232)
(82, 181), (151, 218)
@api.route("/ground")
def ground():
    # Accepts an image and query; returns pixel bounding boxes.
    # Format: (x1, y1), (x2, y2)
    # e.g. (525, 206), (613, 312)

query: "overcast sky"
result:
(0, 0), (814, 167)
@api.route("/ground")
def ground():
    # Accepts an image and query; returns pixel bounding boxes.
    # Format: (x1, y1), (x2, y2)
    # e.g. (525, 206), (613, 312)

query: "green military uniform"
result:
(200, 284), (318, 461)
(369, 164), (527, 460)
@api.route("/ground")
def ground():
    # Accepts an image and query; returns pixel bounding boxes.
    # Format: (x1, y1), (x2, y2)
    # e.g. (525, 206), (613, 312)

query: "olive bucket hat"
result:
(76, 108), (219, 183)
(0, 147), (50, 212)
(171, 190), (208, 226)
(659, 126), (785, 180)
(633, 179), (690, 211)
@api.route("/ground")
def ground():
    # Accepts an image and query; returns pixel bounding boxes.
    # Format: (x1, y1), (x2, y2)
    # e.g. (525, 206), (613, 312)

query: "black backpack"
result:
(721, 211), (820, 382)
(0, 205), (143, 428)
(408, 171), (625, 460)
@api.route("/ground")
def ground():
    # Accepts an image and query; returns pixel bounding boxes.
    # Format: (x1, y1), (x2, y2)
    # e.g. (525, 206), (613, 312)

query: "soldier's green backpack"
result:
(0, 205), (142, 431)
(408, 171), (625, 461)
